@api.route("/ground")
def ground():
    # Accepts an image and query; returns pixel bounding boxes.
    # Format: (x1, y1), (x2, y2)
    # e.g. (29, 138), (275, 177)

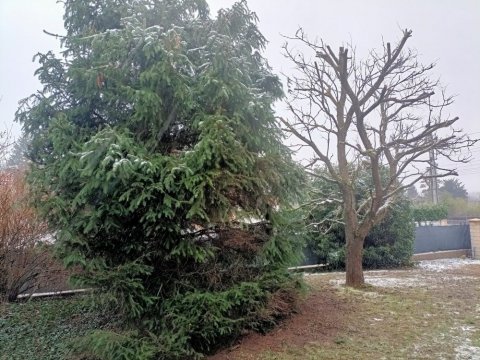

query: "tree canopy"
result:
(439, 178), (468, 200)
(17, 0), (302, 358)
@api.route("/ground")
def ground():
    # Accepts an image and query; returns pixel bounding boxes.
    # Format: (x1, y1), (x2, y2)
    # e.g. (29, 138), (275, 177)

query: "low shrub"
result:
(412, 203), (448, 224)
(68, 271), (302, 360)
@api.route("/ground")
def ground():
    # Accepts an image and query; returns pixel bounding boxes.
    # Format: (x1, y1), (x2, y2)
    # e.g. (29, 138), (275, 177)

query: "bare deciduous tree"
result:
(280, 29), (475, 287)
(0, 169), (58, 302)
(0, 129), (12, 168)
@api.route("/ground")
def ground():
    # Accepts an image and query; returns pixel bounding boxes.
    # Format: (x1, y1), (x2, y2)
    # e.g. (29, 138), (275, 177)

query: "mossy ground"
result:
(0, 296), (111, 360)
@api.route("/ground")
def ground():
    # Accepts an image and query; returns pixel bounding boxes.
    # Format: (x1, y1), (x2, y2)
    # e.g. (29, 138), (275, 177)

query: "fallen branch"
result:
(16, 288), (94, 300)
(287, 263), (329, 271)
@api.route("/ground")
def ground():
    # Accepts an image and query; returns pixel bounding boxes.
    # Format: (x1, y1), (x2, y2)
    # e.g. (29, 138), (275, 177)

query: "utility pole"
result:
(428, 133), (438, 204)
(426, 104), (439, 205)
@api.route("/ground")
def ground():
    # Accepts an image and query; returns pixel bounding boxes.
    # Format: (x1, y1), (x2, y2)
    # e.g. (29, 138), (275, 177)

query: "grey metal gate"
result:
(414, 225), (471, 254)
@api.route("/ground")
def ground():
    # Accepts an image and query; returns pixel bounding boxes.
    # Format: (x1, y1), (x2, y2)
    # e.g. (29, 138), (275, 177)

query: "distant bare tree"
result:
(0, 95), (13, 167)
(0, 129), (12, 168)
(280, 29), (476, 287)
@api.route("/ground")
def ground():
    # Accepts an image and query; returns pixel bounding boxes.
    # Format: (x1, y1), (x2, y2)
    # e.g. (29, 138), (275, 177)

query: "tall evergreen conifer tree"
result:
(17, 0), (302, 358)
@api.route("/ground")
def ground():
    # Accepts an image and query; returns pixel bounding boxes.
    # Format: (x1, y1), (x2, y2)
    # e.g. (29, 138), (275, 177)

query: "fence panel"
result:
(414, 225), (471, 254)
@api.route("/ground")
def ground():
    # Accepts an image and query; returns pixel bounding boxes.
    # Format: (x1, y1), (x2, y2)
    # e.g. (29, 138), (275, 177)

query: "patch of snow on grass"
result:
(329, 274), (429, 289)
(330, 272), (475, 289)
(365, 275), (427, 288)
(455, 344), (480, 360)
(418, 258), (480, 272)
(454, 325), (480, 360)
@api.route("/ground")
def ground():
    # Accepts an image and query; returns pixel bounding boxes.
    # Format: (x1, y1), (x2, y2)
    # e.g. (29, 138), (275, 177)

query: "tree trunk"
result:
(342, 185), (365, 288)
(345, 229), (365, 287)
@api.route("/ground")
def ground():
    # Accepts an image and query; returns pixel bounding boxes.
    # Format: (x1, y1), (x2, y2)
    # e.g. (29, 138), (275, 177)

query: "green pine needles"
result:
(17, 1), (303, 358)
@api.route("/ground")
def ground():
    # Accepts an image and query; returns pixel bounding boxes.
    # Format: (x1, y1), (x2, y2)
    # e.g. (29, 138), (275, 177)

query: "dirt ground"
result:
(210, 258), (480, 360)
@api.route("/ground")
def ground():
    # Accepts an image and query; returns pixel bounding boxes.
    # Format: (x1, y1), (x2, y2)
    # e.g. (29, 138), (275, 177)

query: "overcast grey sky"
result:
(1, 0), (479, 191)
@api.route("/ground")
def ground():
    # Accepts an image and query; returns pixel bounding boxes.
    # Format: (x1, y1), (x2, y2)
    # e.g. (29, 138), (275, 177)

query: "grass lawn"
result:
(211, 259), (480, 360)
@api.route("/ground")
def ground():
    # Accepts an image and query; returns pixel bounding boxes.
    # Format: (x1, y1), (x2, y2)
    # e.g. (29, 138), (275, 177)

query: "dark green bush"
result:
(363, 197), (415, 268)
(308, 196), (414, 269)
